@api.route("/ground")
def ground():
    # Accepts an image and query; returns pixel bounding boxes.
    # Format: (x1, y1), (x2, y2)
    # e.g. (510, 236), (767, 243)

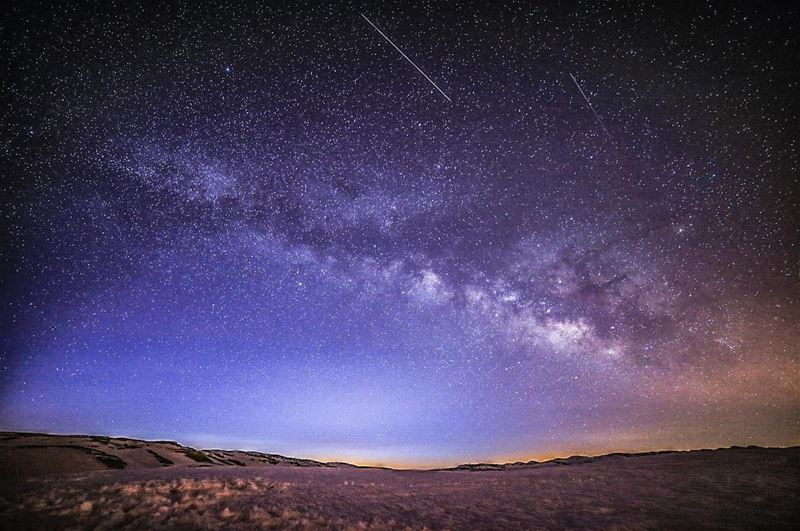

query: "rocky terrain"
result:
(1, 432), (798, 529)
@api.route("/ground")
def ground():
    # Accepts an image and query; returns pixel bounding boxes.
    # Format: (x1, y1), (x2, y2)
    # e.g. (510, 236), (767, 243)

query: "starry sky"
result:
(1, 1), (798, 467)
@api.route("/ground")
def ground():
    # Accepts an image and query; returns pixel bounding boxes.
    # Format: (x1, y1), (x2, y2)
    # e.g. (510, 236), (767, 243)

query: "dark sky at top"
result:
(1, 1), (797, 466)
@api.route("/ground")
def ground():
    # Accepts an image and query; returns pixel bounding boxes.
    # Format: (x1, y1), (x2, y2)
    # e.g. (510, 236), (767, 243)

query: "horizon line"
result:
(3, 428), (797, 470)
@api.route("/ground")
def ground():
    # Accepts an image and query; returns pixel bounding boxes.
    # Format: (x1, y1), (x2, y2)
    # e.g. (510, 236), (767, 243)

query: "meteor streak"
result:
(570, 73), (612, 140)
(361, 13), (451, 102)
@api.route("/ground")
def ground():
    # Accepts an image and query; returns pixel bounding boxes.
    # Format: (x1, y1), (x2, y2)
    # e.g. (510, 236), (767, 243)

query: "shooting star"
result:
(361, 13), (451, 102)
(569, 73), (612, 140)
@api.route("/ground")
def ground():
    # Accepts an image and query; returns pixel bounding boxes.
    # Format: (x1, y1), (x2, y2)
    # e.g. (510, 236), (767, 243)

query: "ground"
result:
(1, 440), (799, 530)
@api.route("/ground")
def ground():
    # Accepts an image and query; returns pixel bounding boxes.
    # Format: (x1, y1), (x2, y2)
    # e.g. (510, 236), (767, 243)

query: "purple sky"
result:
(1, 1), (797, 467)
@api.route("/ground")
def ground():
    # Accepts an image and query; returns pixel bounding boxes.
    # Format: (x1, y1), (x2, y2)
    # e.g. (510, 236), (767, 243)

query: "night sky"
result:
(1, 1), (798, 467)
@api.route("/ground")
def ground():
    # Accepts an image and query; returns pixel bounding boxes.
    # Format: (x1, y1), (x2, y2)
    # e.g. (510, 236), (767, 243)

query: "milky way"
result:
(1, 2), (798, 466)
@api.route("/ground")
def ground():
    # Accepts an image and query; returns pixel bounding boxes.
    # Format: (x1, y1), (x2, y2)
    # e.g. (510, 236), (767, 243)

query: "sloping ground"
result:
(0, 432), (349, 479)
(0, 440), (798, 530)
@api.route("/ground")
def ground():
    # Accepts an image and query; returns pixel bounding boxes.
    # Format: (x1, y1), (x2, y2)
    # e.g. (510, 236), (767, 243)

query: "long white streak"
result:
(361, 13), (451, 102)
(569, 73), (612, 140)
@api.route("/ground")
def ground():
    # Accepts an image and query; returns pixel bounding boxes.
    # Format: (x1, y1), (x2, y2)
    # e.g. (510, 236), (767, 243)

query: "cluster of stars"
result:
(0, 1), (797, 466)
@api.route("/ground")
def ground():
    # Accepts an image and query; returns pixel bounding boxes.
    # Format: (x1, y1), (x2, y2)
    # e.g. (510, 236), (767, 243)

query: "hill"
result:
(0, 431), (358, 478)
